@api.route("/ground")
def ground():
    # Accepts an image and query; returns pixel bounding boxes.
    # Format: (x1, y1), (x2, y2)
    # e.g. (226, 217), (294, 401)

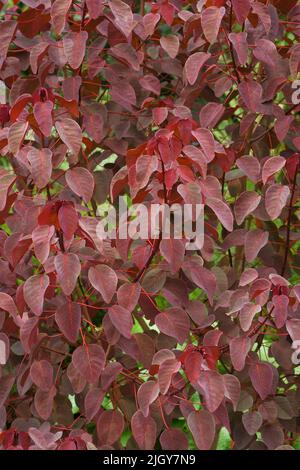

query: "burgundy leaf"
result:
(242, 411), (263, 436)
(72, 344), (105, 384)
(55, 301), (81, 343)
(155, 307), (190, 343)
(262, 157), (286, 185)
(33, 101), (53, 137)
(158, 358), (181, 395)
(187, 410), (215, 450)
(197, 370), (225, 412)
(131, 410), (157, 450)
(137, 380), (159, 417)
(234, 191), (261, 225)
(97, 409), (124, 445)
(56, 118), (82, 157)
(160, 238), (186, 273)
(32, 225), (54, 264)
(30, 360), (53, 391)
(63, 31), (88, 70)
(229, 336), (251, 371)
(108, 0), (134, 38)
(184, 52), (211, 86)
(206, 197), (233, 232)
(201, 7), (225, 44)
(34, 386), (56, 421)
(24, 274), (49, 316)
(159, 428), (188, 450)
(249, 362), (274, 400)
(223, 374), (241, 411)
(265, 184), (290, 220)
(245, 229), (269, 262)
(54, 252), (81, 296)
(88, 264), (118, 304)
(117, 282), (141, 312)
(65, 167), (94, 203)
(51, 0), (72, 35)
(0, 21), (17, 68)
(108, 305), (133, 339)
(160, 35), (179, 59)
(27, 147), (52, 189)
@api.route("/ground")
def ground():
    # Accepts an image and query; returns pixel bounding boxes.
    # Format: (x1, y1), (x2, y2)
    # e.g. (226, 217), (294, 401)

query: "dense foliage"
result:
(0, 0), (300, 451)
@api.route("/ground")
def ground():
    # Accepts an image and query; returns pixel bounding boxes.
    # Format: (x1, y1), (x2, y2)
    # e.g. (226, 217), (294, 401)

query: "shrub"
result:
(0, 0), (299, 450)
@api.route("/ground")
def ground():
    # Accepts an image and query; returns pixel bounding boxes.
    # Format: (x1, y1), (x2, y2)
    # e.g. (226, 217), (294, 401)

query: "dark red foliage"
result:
(0, 0), (299, 451)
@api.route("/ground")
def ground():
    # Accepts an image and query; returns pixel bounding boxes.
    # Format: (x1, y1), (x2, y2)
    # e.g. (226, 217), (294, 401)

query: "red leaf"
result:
(55, 301), (81, 343)
(239, 302), (261, 332)
(249, 362), (274, 400)
(30, 360), (53, 391)
(232, 0), (251, 23)
(58, 203), (78, 239)
(242, 411), (263, 435)
(131, 410), (157, 450)
(272, 295), (289, 329)
(0, 173), (16, 211)
(108, 304), (133, 339)
(199, 102), (225, 128)
(201, 6), (225, 44)
(192, 128), (215, 162)
(85, 388), (105, 422)
(65, 167), (94, 203)
(27, 147), (52, 189)
(160, 238), (186, 273)
(183, 261), (217, 305)
(0, 21), (17, 68)
(34, 386), (56, 421)
(54, 252), (81, 296)
(236, 155), (261, 183)
(63, 31), (88, 70)
(228, 32), (248, 65)
(265, 184), (290, 220)
(206, 197), (234, 232)
(33, 101), (53, 137)
(245, 229), (269, 262)
(51, 0), (72, 35)
(158, 358), (181, 394)
(88, 264), (118, 304)
(108, 0), (134, 38)
(155, 307), (190, 343)
(234, 191), (261, 225)
(197, 370), (225, 412)
(32, 225), (54, 264)
(187, 410), (215, 450)
(137, 380), (159, 417)
(56, 118), (82, 157)
(160, 428), (188, 450)
(23, 274), (49, 316)
(0, 293), (18, 317)
(0, 375), (15, 409)
(262, 156), (285, 185)
(238, 78), (263, 112)
(117, 282), (141, 312)
(223, 374), (241, 411)
(184, 351), (203, 383)
(97, 409), (124, 445)
(72, 344), (105, 384)
(184, 52), (211, 86)
(229, 336), (251, 371)
(8, 121), (28, 154)
(160, 35), (179, 58)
